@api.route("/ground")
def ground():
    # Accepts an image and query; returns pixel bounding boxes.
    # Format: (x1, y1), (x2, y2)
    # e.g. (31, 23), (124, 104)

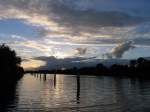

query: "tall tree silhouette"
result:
(0, 44), (24, 82)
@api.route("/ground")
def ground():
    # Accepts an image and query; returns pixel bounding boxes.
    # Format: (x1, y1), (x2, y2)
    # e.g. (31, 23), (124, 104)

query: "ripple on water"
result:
(1, 74), (150, 112)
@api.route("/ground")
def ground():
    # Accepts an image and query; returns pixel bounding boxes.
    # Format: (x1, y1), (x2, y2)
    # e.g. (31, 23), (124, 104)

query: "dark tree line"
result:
(63, 57), (150, 77)
(75, 57), (150, 77)
(0, 44), (24, 82)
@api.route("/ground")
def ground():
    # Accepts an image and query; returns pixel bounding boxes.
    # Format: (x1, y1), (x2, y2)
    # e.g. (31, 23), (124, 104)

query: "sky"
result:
(0, 0), (150, 70)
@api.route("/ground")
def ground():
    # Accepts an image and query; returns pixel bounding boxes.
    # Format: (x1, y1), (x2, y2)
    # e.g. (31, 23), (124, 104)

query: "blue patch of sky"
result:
(0, 19), (39, 38)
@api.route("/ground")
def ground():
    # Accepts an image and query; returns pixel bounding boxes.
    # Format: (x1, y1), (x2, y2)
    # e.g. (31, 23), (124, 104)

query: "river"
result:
(1, 74), (150, 112)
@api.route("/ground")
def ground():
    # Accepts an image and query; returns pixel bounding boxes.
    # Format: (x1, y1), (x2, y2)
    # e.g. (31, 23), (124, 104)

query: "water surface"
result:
(1, 74), (150, 112)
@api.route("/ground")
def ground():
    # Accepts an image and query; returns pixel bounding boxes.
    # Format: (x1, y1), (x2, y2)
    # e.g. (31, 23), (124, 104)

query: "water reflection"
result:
(1, 74), (150, 112)
(34, 73), (81, 104)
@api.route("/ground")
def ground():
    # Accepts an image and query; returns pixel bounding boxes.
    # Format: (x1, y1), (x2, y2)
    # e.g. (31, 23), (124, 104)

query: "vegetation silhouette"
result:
(27, 57), (150, 78)
(0, 44), (24, 82)
(0, 82), (18, 112)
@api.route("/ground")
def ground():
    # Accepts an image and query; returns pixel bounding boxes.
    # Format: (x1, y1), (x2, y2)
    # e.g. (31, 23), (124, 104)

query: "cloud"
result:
(0, 0), (150, 60)
(105, 41), (134, 58)
(33, 56), (99, 70)
(24, 56), (129, 70)
(22, 58), (46, 70)
(75, 48), (87, 55)
(133, 38), (150, 46)
(0, 0), (149, 39)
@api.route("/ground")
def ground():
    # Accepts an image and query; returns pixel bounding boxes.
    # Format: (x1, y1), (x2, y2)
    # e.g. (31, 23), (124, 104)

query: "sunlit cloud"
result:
(0, 0), (149, 43)
(22, 59), (46, 70)
(0, 0), (150, 69)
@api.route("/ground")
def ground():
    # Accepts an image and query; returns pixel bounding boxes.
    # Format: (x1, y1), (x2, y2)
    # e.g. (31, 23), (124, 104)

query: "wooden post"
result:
(43, 74), (46, 81)
(54, 74), (56, 88)
(76, 73), (80, 104)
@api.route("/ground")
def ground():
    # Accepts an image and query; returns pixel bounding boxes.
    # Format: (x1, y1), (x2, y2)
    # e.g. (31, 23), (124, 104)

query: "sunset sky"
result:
(0, 0), (150, 69)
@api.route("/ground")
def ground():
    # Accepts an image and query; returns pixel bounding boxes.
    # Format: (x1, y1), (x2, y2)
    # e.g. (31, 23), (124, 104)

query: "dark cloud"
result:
(34, 56), (98, 70)
(0, 0), (148, 34)
(48, 1), (147, 35)
(31, 56), (129, 70)
(52, 7), (143, 27)
(0, 0), (150, 61)
(133, 38), (150, 46)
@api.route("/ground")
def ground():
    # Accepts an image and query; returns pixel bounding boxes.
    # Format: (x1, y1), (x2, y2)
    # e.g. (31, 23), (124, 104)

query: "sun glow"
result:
(22, 59), (46, 70)
(53, 52), (73, 59)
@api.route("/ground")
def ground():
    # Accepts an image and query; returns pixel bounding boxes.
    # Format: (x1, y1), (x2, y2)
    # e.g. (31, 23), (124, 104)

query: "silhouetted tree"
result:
(137, 57), (146, 66)
(0, 44), (24, 82)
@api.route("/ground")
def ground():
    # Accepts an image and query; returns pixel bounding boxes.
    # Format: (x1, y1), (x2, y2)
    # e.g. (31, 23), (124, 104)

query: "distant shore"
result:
(25, 57), (150, 78)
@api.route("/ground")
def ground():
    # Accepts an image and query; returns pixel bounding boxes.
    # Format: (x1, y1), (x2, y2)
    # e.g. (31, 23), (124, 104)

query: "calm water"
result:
(1, 74), (150, 112)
